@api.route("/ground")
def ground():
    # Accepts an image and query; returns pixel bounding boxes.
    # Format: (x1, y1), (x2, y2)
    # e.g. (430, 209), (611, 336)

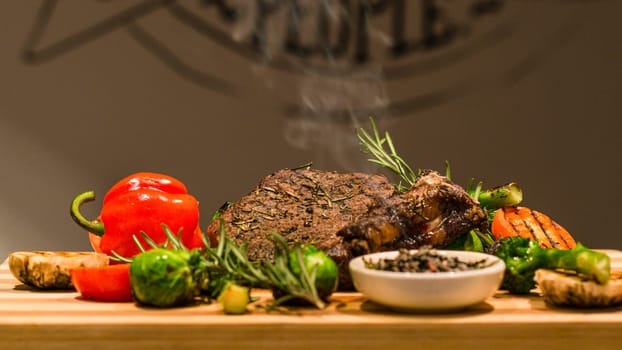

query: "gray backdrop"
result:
(1, 0), (621, 260)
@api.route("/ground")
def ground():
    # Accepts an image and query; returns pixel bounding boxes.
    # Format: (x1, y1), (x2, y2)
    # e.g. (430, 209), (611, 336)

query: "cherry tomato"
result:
(88, 232), (103, 253)
(71, 264), (133, 302)
(87, 217), (105, 254)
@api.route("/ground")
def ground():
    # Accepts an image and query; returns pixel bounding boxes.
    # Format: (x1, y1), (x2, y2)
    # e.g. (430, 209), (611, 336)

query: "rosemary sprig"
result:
(203, 222), (326, 309)
(263, 234), (325, 309)
(200, 221), (270, 297)
(356, 117), (418, 192)
(116, 221), (329, 310)
(444, 160), (451, 181)
(466, 178), (484, 201)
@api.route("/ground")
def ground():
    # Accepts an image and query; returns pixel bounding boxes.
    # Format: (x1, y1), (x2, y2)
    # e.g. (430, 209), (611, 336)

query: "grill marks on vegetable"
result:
(501, 207), (575, 249)
(365, 247), (490, 273)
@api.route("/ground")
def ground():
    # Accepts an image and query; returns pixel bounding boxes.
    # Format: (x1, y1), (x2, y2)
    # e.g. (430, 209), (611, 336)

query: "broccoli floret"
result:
(489, 237), (611, 294)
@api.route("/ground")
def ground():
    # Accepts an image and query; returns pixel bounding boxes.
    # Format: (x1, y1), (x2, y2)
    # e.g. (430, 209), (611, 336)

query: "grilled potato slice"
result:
(535, 269), (622, 308)
(8, 251), (109, 290)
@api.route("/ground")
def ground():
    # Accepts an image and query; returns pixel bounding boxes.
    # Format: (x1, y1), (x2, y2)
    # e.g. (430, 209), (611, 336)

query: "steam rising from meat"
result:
(285, 69), (389, 172)
(229, 0), (391, 172)
(213, 3), (492, 291)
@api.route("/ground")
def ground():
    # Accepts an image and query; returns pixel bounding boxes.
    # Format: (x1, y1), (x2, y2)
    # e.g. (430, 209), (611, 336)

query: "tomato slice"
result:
(71, 264), (133, 302)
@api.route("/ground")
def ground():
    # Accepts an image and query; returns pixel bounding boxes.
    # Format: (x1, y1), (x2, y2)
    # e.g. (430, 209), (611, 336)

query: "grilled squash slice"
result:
(492, 206), (576, 249)
(8, 251), (109, 290)
(535, 269), (622, 308)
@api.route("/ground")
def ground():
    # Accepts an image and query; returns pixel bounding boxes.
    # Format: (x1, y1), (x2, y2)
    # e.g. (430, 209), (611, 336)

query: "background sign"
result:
(0, 0), (620, 257)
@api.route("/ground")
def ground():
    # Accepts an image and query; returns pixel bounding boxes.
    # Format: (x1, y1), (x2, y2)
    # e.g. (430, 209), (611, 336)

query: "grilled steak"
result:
(206, 167), (487, 290)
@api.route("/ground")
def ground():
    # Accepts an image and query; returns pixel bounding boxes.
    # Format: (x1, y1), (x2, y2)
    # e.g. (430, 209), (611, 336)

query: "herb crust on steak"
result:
(206, 167), (487, 290)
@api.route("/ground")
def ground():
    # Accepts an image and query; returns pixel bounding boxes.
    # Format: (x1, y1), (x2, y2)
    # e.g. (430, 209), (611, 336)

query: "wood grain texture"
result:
(1, 251), (622, 350)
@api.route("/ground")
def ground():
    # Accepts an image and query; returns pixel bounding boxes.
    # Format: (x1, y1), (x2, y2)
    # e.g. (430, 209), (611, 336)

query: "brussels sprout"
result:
(288, 244), (338, 301)
(129, 248), (200, 307)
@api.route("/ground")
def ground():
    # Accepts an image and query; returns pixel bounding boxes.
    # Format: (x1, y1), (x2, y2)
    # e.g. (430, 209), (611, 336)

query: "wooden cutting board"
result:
(1, 251), (622, 350)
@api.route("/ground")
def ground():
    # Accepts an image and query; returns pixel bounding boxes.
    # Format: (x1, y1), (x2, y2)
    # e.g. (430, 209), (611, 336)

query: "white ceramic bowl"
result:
(349, 249), (505, 312)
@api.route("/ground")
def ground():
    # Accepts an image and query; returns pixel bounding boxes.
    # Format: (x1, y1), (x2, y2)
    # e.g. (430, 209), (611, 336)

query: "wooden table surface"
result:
(2, 252), (622, 350)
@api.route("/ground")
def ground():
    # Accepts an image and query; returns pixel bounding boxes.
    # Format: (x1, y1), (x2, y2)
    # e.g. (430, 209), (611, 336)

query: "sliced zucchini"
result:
(8, 251), (109, 290)
(535, 268), (622, 308)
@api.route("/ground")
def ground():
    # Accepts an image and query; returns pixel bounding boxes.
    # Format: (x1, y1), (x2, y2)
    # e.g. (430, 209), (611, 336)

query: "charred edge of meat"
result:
(207, 168), (486, 291)
(337, 170), (488, 257)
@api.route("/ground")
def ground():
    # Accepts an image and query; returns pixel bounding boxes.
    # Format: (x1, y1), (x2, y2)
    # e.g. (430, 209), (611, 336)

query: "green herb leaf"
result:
(357, 117), (418, 192)
(465, 230), (484, 252)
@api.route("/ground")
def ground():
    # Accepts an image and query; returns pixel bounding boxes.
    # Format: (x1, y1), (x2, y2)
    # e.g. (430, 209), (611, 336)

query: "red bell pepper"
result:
(70, 172), (204, 258)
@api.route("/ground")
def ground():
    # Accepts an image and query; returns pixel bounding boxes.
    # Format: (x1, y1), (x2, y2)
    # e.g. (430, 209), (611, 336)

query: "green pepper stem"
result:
(70, 190), (105, 236)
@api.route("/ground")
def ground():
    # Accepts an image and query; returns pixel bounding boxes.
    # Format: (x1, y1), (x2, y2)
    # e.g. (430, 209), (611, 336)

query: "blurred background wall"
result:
(1, 0), (621, 259)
